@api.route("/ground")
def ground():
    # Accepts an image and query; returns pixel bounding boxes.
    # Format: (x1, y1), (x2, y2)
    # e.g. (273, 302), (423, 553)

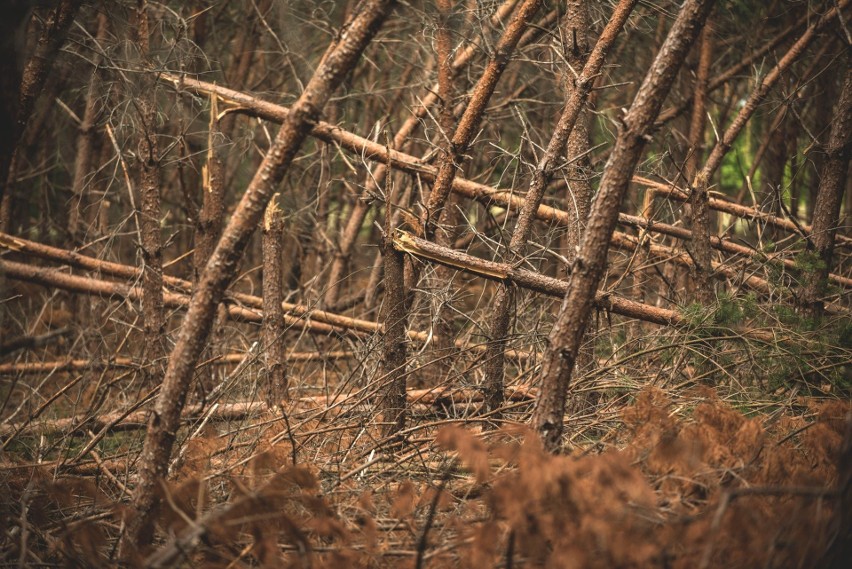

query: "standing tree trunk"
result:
(192, 92), (228, 402)
(194, 93), (226, 283)
(559, 0), (601, 412)
(121, 0), (398, 555)
(762, 104), (791, 238)
(134, 0), (166, 388)
(561, 1), (598, 264)
(379, 202), (408, 439)
(0, 0), (82, 213)
(0, 5), (32, 212)
(263, 197), (288, 406)
(482, 0), (637, 419)
(686, 19), (714, 301)
(68, 13), (108, 245)
(429, 0), (461, 384)
(806, 79), (836, 222)
(799, 66), (852, 320)
(532, 0), (715, 452)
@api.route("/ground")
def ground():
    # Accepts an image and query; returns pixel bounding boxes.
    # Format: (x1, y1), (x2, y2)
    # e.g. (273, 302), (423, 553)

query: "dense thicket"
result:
(0, 1), (850, 566)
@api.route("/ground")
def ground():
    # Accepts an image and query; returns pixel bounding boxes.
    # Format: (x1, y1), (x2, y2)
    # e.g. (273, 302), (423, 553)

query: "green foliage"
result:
(794, 250), (827, 274)
(712, 291), (757, 327)
(772, 303), (805, 327)
(680, 302), (709, 327)
(837, 320), (852, 349)
(718, 135), (754, 197)
(680, 292), (758, 330)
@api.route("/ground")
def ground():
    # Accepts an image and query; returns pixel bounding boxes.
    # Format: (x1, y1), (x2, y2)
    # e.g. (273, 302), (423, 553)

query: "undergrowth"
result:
(1, 388), (848, 568)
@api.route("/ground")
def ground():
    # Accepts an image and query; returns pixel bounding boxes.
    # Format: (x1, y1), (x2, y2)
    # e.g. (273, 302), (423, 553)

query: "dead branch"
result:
(0, 237), (533, 359)
(160, 77), (852, 290)
(0, 351), (354, 376)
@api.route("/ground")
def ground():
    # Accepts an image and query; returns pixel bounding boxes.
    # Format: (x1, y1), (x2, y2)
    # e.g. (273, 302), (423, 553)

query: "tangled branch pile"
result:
(0, 0), (850, 566)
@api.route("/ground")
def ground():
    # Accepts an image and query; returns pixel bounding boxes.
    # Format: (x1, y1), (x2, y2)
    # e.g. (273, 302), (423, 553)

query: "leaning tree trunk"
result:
(421, 0), (543, 240)
(482, 0), (637, 419)
(121, 0), (398, 556)
(321, 1), (527, 309)
(799, 66), (852, 321)
(531, 0), (715, 453)
(532, 0), (846, 452)
(686, 1), (846, 279)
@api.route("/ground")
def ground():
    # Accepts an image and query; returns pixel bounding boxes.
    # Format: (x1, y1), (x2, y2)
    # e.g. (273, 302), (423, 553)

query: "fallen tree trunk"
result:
(162, 76), (852, 290)
(0, 252), (532, 359)
(0, 385), (538, 439)
(0, 351), (355, 376)
(634, 175), (852, 249)
(0, 401), (261, 440)
(392, 230), (786, 342)
(0, 236), (807, 356)
(0, 231), (387, 333)
(0, 259), (347, 336)
(607, 232), (848, 316)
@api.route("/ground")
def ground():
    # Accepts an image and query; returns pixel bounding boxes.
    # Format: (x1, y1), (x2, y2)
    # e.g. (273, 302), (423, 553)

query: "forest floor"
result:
(2, 313), (850, 568)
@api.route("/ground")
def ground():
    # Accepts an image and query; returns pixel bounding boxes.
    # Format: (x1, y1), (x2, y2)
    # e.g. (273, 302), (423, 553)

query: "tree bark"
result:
(393, 230), (681, 327)
(561, 1), (599, 263)
(134, 0), (166, 389)
(379, 205), (408, 439)
(167, 76), (852, 287)
(68, 12), (108, 245)
(531, 0), (715, 453)
(0, 0), (82, 209)
(322, 0), (521, 308)
(686, 0), (846, 258)
(121, 0), (398, 554)
(481, 0), (637, 418)
(192, 93), (229, 401)
(194, 94), (226, 284)
(799, 66), (852, 320)
(0, 231), (539, 356)
(686, 19), (714, 301)
(558, 0), (604, 412)
(422, 0), (542, 240)
(262, 197), (288, 406)
(429, 0), (461, 384)
(0, 0), (82, 338)
(0, 258), (345, 336)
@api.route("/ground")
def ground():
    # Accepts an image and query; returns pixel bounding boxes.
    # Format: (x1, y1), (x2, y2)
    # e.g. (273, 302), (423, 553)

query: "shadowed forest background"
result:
(0, 0), (851, 567)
